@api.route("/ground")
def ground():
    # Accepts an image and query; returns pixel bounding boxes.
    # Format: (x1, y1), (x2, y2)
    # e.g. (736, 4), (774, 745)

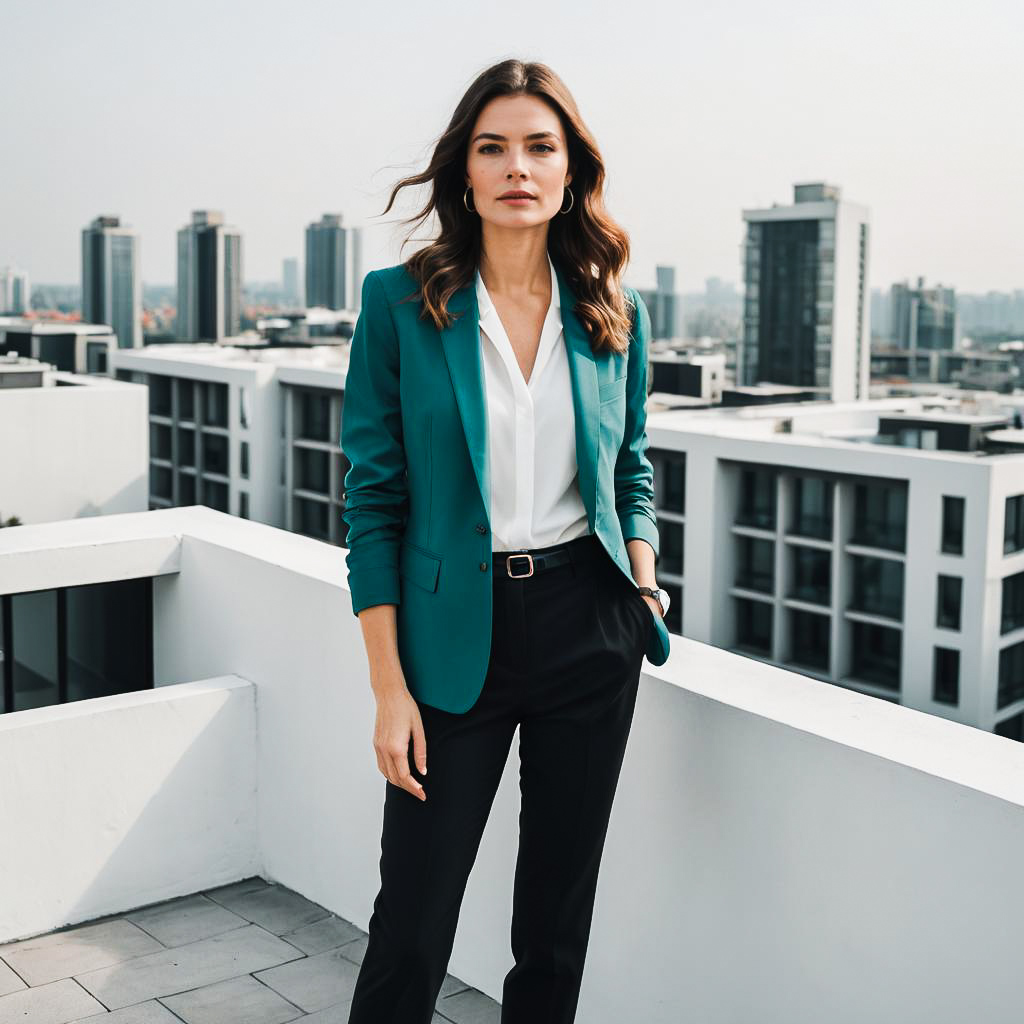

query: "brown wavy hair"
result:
(375, 59), (637, 356)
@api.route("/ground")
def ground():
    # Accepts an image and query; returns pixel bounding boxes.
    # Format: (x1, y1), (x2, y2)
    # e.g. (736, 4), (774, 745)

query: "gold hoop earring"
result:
(464, 186), (476, 213)
(559, 186), (574, 215)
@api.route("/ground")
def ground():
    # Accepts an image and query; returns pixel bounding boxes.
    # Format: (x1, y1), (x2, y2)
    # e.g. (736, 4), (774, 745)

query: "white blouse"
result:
(476, 251), (591, 553)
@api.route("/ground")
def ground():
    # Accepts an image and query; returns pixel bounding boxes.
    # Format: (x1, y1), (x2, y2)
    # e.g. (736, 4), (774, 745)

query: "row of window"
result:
(733, 599), (964, 703)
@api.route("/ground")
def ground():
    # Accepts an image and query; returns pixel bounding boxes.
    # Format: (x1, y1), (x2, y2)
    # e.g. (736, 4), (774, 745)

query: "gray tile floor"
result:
(0, 877), (501, 1023)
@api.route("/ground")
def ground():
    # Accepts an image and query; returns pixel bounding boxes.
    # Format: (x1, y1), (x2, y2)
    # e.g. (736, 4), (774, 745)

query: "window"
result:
(791, 477), (833, 539)
(240, 440), (250, 480)
(995, 711), (1024, 743)
(1002, 571), (1024, 635)
(1006, 495), (1024, 555)
(936, 575), (963, 631)
(735, 536), (774, 593)
(850, 555), (904, 621)
(737, 467), (776, 530)
(735, 597), (772, 656)
(790, 546), (831, 605)
(202, 433), (229, 476)
(933, 647), (959, 706)
(789, 609), (830, 671)
(997, 640), (1024, 710)
(1, 579), (153, 714)
(148, 375), (171, 416)
(851, 481), (907, 552)
(941, 495), (964, 555)
(657, 520), (684, 575)
(850, 621), (901, 692)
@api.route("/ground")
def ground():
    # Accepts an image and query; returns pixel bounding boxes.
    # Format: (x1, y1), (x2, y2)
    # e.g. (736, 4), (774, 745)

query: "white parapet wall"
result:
(0, 676), (258, 942)
(2, 506), (1024, 1023)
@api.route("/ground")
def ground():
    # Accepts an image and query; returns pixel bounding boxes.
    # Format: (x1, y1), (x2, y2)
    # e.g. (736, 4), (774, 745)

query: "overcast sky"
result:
(4, 0), (1022, 294)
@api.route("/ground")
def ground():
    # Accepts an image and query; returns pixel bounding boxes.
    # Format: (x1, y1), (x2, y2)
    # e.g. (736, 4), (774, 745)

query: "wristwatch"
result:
(637, 585), (670, 619)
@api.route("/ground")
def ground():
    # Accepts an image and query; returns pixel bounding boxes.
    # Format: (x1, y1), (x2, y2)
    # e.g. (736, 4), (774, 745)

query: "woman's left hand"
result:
(641, 594), (664, 619)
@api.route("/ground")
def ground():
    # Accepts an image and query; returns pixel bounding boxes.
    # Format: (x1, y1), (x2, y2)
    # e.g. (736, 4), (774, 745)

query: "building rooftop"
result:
(0, 878), (495, 1022)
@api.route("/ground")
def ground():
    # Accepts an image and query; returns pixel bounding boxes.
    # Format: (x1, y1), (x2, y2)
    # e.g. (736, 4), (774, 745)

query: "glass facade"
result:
(742, 218), (821, 387)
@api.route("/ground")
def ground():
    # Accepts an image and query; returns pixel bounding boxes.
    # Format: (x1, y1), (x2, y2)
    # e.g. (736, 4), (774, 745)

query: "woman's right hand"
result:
(373, 682), (428, 802)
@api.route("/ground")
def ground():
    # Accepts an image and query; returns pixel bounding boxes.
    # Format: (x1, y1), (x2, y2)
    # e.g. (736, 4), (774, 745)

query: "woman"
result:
(341, 58), (671, 1024)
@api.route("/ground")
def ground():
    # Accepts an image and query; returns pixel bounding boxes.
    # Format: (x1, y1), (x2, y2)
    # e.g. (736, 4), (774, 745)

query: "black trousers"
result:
(347, 531), (653, 1024)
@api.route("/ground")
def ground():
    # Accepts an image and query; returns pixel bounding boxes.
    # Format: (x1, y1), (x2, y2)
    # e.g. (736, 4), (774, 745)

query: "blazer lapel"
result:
(439, 260), (599, 531)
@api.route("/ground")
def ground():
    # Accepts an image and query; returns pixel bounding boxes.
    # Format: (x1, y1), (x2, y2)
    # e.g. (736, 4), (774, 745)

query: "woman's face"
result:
(465, 93), (572, 229)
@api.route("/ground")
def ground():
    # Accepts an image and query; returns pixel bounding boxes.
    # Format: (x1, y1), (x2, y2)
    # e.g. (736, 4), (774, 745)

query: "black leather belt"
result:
(493, 534), (596, 579)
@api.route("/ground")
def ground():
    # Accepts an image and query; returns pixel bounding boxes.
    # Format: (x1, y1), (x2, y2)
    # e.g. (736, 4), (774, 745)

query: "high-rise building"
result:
(175, 210), (242, 341)
(741, 182), (870, 402)
(305, 215), (362, 311)
(890, 277), (957, 350)
(282, 258), (301, 307)
(637, 265), (683, 341)
(81, 216), (142, 349)
(0, 267), (31, 314)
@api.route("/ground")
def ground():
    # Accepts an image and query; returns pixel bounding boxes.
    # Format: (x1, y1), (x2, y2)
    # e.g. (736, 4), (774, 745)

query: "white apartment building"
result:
(110, 343), (351, 540)
(645, 394), (1024, 741)
(0, 355), (147, 524)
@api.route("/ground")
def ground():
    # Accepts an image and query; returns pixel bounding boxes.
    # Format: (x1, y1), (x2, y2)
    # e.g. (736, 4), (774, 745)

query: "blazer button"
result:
(475, 523), (487, 534)
(479, 561), (488, 572)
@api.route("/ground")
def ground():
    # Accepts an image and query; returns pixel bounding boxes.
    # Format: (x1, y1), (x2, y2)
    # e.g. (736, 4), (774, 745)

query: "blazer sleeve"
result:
(614, 287), (660, 558)
(340, 270), (409, 616)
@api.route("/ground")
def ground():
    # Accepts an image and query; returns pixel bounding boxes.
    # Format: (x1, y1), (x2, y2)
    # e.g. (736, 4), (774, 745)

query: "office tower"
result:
(176, 210), (242, 341)
(282, 258), (301, 307)
(305, 215), (362, 311)
(81, 216), (142, 349)
(890, 277), (957, 350)
(0, 267), (31, 314)
(741, 182), (871, 402)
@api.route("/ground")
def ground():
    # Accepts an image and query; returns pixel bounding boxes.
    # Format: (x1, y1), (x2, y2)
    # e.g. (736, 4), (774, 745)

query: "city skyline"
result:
(4, 0), (1022, 293)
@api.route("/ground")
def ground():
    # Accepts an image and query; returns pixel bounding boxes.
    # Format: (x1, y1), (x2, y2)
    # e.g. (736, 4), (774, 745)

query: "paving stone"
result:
(0, 977), (105, 1023)
(0, 956), (27, 996)
(333, 934), (366, 965)
(72, 998), (183, 1022)
(436, 985), (503, 1023)
(279, 915), (363, 956)
(0, 919), (164, 986)
(125, 893), (249, 948)
(439, 972), (472, 998)
(253, 947), (361, 1014)
(160, 973), (304, 1023)
(202, 877), (272, 902)
(73, 924), (302, 1011)
(300, 1000), (353, 1023)
(203, 884), (331, 935)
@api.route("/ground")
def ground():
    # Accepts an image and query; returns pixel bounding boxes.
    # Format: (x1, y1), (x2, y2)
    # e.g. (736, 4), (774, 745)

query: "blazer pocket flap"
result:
(399, 541), (441, 593)
(598, 373), (627, 401)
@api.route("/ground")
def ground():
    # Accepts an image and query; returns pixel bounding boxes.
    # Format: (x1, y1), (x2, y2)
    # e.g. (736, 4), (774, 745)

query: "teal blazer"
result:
(341, 258), (671, 714)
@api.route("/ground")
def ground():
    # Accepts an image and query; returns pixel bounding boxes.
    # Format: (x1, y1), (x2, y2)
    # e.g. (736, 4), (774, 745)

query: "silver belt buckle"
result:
(506, 552), (535, 578)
